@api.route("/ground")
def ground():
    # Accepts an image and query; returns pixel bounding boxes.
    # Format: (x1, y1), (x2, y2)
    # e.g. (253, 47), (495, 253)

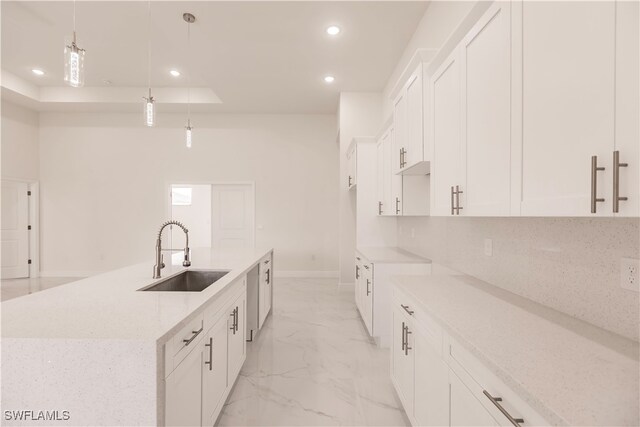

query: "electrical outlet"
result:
(484, 238), (493, 257)
(620, 258), (640, 292)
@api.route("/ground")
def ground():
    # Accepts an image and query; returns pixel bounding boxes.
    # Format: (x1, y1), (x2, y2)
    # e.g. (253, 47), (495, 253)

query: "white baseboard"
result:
(39, 270), (100, 278)
(274, 270), (339, 278)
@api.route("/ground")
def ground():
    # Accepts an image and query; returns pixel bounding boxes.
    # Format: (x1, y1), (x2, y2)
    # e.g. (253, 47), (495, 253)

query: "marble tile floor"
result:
(218, 277), (409, 426)
(0, 277), (82, 302)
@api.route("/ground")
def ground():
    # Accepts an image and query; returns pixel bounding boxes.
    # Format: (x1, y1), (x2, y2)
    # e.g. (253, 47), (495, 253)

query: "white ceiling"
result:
(1, 1), (429, 113)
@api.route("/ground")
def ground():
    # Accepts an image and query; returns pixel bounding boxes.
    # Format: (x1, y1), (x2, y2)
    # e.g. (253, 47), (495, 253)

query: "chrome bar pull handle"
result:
(378, 201), (383, 215)
(613, 150), (628, 213)
(451, 186), (455, 215)
(401, 304), (414, 315)
(455, 185), (463, 215)
(355, 265), (359, 279)
(366, 279), (371, 296)
(348, 175), (352, 188)
(404, 325), (412, 355)
(591, 155), (606, 213)
(395, 197), (401, 215)
(204, 337), (213, 371)
(483, 391), (524, 426)
(401, 321), (406, 351)
(235, 307), (239, 332)
(230, 310), (236, 333)
(183, 326), (203, 346)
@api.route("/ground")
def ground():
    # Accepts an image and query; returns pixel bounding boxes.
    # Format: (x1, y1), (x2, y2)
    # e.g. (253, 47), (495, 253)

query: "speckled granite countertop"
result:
(393, 274), (639, 427)
(357, 246), (431, 264)
(1, 247), (272, 344)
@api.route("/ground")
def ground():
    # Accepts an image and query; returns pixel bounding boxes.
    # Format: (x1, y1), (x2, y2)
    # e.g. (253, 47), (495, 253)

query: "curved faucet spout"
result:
(153, 220), (191, 279)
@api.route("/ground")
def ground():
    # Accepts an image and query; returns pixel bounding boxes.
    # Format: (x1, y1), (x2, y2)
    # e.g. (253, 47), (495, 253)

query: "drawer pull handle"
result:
(401, 321), (406, 351)
(183, 326), (203, 346)
(401, 304), (414, 315)
(204, 337), (213, 371)
(366, 279), (371, 296)
(483, 390), (524, 426)
(363, 265), (370, 270)
(404, 325), (412, 355)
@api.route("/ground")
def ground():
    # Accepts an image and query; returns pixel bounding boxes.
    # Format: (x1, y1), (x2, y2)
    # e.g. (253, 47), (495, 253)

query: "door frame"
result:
(164, 181), (256, 250)
(1, 178), (40, 278)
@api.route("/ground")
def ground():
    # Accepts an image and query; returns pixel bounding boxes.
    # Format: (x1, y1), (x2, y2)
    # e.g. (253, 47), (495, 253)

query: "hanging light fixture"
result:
(143, 1), (156, 127)
(184, 12), (195, 148)
(64, 0), (85, 87)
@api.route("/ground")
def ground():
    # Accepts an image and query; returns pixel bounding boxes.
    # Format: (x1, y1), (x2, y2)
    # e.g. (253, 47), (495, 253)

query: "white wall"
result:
(37, 112), (338, 276)
(338, 93), (382, 284)
(1, 100), (39, 181)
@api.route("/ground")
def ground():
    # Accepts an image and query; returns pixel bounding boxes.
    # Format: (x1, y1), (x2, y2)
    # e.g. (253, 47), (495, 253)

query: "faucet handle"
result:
(161, 254), (165, 269)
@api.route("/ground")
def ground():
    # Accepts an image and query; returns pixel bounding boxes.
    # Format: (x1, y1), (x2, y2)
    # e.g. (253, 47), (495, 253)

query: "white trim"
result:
(38, 270), (97, 278)
(274, 270), (339, 278)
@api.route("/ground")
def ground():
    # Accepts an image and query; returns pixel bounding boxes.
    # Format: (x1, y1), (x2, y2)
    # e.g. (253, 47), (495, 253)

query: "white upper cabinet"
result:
(430, 49), (463, 216)
(376, 125), (403, 216)
(393, 92), (407, 175)
(460, 1), (511, 216)
(347, 144), (357, 189)
(519, 1), (616, 216)
(614, 0), (639, 217)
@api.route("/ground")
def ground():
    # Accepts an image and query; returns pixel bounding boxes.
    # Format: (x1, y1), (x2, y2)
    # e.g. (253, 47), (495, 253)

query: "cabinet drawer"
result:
(392, 288), (443, 356)
(445, 335), (549, 426)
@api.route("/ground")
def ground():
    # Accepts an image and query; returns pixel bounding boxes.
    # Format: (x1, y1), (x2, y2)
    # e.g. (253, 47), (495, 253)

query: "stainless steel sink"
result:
(139, 270), (230, 292)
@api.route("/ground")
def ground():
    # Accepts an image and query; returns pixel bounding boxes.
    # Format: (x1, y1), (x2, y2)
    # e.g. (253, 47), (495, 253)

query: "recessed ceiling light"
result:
(326, 25), (341, 36)
(170, 70), (181, 77)
(31, 69), (45, 76)
(324, 75), (335, 83)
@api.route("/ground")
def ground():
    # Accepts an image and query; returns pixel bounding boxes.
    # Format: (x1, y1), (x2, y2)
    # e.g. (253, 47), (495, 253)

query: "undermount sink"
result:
(139, 270), (230, 292)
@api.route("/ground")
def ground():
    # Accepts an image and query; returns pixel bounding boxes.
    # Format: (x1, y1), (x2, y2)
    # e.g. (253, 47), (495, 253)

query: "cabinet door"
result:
(227, 294), (246, 381)
(165, 345), (203, 427)
(347, 147), (357, 188)
(450, 370), (499, 427)
(376, 140), (385, 215)
(264, 266), (272, 316)
(519, 1), (615, 216)
(389, 128), (403, 215)
(391, 305), (414, 415)
(414, 331), (449, 426)
(430, 49), (462, 216)
(258, 265), (267, 329)
(202, 317), (229, 426)
(362, 265), (373, 335)
(461, 2), (511, 216)
(381, 128), (399, 216)
(406, 64), (424, 168)
(393, 93), (407, 174)
(615, 0), (639, 217)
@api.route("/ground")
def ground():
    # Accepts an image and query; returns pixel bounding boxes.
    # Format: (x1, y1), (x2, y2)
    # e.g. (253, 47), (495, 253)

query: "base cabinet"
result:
(391, 286), (548, 427)
(165, 277), (248, 427)
(258, 254), (273, 329)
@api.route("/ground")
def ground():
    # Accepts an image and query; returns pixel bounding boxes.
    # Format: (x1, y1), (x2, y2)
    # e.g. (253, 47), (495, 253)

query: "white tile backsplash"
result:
(398, 217), (640, 341)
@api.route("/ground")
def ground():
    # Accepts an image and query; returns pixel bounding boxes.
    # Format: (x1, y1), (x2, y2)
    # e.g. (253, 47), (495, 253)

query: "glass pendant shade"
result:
(144, 94), (156, 127)
(185, 124), (193, 148)
(64, 33), (85, 87)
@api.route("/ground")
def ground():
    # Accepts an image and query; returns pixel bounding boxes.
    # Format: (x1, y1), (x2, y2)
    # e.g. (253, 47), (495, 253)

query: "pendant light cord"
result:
(147, 0), (151, 95)
(186, 18), (191, 125)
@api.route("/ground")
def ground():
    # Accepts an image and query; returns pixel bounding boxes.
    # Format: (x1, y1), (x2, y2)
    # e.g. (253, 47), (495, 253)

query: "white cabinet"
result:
(414, 327), (449, 426)
(460, 1), (511, 216)
(430, 49), (463, 216)
(347, 144), (357, 189)
(258, 254), (272, 329)
(392, 93), (407, 175)
(354, 254), (372, 334)
(376, 126), (402, 216)
(227, 293), (246, 382)
(165, 276), (248, 427)
(201, 316), (229, 427)
(449, 371), (499, 427)
(391, 303), (414, 416)
(517, 0), (639, 216)
(166, 342), (204, 426)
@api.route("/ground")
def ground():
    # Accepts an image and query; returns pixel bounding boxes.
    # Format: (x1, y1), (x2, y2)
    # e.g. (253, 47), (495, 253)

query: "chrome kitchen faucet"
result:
(153, 220), (191, 279)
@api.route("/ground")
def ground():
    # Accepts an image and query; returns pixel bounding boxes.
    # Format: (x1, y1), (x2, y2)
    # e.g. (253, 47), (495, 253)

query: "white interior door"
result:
(1, 181), (29, 279)
(211, 184), (255, 251)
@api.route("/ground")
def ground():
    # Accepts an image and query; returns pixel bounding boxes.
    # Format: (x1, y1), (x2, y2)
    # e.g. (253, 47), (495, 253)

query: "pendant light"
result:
(184, 12), (195, 148)
(64, 0), (85, 87)
(143, 1), (156, 127)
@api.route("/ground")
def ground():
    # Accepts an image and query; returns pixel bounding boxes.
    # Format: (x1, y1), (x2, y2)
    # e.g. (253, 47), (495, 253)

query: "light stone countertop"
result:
(393, 273), (640, 427)
(1, 247), (273, 345)
(357, 246), (431, 264)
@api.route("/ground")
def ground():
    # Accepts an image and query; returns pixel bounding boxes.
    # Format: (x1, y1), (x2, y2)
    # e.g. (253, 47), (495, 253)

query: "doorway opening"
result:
(168, 182), (256, 252)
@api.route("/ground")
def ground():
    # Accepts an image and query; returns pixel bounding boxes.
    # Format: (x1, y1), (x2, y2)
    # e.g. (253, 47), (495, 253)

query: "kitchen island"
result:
(1, 247), (274, 426)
